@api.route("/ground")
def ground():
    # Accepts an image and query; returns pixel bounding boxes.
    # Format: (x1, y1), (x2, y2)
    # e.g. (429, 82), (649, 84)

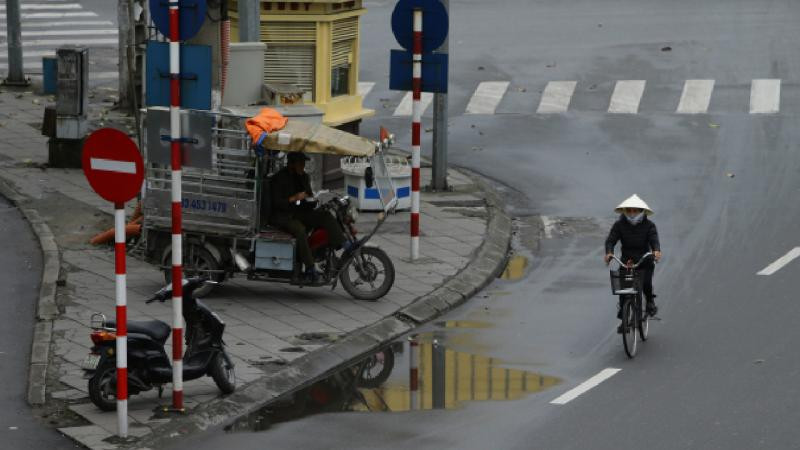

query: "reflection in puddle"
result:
(356, 341), (560, 412)
(227, 338), (559, 433)
(501, 255), (528, 280)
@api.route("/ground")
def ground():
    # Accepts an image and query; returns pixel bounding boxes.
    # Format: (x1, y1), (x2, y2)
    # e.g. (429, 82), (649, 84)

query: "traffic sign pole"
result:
(168, 0), (184, 411)
(409, 335), (419, 410)
(81, 128), (144, 439)
(114, 203), (129, 438)
(431, 0), (448, 191)
(410, 8), (422, 261)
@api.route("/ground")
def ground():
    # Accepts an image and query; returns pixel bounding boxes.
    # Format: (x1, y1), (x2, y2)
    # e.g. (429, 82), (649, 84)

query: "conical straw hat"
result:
(614, 194), (654, 216)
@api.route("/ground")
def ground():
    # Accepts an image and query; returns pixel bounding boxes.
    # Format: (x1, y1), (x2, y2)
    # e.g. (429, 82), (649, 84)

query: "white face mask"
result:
(626, 212), (644, 225)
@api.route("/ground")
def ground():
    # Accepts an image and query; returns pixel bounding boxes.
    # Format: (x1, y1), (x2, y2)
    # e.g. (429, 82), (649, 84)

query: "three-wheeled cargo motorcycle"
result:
(139, 110), (398, 300)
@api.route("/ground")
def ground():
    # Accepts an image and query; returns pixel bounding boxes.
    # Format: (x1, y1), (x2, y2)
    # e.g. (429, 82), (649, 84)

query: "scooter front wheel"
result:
(88, 360), (118, 411)
(339, 247), (395, 301)
(209, 352), (236, 394)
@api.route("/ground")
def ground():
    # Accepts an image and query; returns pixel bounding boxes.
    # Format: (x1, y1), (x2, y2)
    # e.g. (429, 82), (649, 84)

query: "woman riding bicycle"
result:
(604, 194), (662, 316)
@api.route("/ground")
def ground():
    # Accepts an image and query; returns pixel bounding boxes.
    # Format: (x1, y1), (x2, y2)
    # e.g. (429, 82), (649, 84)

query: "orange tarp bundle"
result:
(245, 107), (288, 145)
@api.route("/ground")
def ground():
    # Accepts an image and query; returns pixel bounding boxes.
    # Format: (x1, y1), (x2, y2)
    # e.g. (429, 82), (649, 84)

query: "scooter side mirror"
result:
(365, 167), (374, 188)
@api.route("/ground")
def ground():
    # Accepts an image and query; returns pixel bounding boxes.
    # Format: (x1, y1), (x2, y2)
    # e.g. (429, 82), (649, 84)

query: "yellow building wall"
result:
(229, 1), (374, 127)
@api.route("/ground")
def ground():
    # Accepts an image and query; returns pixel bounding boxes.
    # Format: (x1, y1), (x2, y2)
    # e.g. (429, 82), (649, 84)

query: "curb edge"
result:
(130, 167), (513, 448)
(0, 176), (60, 406)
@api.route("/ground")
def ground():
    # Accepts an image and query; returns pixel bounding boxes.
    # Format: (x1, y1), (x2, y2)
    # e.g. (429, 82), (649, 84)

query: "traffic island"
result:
(0, 90), (512, 449)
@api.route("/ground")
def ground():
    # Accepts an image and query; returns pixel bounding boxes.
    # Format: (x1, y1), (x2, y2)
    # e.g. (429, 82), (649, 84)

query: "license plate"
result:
(81, 354), (101, 371)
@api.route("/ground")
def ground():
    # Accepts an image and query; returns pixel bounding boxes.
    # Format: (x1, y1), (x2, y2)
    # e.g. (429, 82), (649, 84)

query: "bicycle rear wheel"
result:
(638, 294), (649, 341)
(622, 297), (638, 358)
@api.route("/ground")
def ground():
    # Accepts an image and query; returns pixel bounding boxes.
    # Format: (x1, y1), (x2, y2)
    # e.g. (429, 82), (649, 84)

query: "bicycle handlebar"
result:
(610, 252), (654, 269)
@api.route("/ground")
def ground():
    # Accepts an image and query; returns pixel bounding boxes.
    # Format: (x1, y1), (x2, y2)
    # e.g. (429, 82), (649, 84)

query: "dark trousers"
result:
(618, 265), (655, 309)
(640, 266), (655, 302)
(270, 210), (344, 269)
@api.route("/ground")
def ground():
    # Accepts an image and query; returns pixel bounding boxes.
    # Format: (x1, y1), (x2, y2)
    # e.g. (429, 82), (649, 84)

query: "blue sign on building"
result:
(391, 0), (449, 53)
(389, 50), (448, 93)
(149, 0), (207, 41)
(145, 41), (212, 110)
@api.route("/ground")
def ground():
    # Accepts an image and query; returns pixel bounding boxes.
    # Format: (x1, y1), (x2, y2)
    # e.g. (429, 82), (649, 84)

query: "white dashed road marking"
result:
(357, 81), (375, 98)
(465, 81), (510, 114)
(757, 247), (800, 276)
(550, 368), (621, 405)
(676, 79), (715, 114)
(608, 80), (646, 114)
(750, 79), (781, 114)
(394, 92), (433, 116)
(537, 81), (577, 114)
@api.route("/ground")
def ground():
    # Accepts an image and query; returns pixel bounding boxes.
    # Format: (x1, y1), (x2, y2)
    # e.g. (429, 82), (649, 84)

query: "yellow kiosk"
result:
(229, 0), (374, 133)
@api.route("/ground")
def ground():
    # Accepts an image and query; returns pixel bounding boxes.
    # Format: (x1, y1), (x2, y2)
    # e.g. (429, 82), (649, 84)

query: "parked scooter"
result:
(82, 277), (235, 411)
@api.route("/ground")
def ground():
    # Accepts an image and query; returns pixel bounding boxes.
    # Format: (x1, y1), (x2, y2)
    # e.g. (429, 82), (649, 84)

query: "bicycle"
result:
(609, 252), (654, 358)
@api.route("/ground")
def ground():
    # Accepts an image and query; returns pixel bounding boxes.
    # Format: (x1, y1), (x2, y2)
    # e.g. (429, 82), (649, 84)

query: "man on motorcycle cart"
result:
(604, 194), (663, 316)
(269, 152), (349, 282)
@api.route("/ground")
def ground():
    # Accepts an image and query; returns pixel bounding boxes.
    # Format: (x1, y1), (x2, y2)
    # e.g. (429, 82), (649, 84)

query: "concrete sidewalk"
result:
(0, 87), (511, 449)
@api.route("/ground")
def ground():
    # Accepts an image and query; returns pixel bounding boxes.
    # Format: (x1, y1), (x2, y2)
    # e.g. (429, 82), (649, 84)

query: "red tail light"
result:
(90, 330), (117, 345)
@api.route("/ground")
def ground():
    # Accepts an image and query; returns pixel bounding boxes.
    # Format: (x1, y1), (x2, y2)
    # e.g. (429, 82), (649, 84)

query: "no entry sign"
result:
(82, 128), (144, 204)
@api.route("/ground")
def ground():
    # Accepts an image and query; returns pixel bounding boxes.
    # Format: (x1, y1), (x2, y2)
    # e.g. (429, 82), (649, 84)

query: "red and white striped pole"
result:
(410, 9), (422, 260)
(168, 0), (184, 411)
(114, 203), (128, 437)
(409, 335), (419, 410)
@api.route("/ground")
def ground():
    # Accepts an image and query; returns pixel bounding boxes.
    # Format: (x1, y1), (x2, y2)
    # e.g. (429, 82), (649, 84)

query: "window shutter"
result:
(331, 17), (357, 69)
(261, 22), (316, 99)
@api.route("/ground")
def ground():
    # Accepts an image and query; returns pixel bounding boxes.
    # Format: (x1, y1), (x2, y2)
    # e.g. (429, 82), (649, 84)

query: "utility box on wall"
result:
(222, 42), (268, 106)
(228, 0), (374, 130)
(56, 47), (88, 140)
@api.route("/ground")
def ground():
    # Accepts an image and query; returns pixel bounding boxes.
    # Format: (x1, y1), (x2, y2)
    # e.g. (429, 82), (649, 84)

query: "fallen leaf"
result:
(661, 46), (672, 52)
(477, 66), (485, 71)
(708, 122), (720, 128)
(726, 173), (735, 178)
(754, 359), (765, 364)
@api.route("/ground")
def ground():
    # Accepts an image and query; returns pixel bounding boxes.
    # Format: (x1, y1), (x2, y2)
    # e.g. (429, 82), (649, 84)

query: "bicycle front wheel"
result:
(638, 295), (649, 341)
(622, 297), (638, 358)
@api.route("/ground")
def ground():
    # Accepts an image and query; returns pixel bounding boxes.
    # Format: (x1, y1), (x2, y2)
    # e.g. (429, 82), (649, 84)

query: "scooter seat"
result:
(106, 319), (171, 344)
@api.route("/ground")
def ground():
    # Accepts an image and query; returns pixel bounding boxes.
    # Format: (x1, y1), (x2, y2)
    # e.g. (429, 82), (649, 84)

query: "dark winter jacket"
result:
(605, 215), (661, 266)
(268, 167), (313, 221)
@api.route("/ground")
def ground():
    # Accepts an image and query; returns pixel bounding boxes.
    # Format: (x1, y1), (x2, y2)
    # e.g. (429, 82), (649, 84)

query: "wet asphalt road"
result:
(0, 196), (71, 448)
(175, 0), (800, 448)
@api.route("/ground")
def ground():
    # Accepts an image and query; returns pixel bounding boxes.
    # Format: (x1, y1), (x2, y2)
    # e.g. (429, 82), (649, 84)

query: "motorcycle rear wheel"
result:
(356, 348), (395, 388)
(88, 360), (118, 411)
(340, 247), (395, 301)
(162, 244), (222, 298)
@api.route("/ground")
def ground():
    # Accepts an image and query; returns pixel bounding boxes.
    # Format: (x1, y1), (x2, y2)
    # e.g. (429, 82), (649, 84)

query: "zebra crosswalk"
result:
(0, 2), (117, 77)
(607, 80), (645, 114)
(749, 79), (781, 114)
(537, 81), (577, 114)
(365, 78), (794, 117)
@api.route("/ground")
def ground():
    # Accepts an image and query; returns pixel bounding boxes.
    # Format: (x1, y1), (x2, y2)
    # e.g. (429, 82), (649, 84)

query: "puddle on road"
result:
(226, 338), (559, 433)
(501, 255), (529, 281)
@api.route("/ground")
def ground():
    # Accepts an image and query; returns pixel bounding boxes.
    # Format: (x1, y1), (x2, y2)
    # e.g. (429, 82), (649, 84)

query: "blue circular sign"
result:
(391, 0), (449, 53)
(149, 0), (207, 41)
